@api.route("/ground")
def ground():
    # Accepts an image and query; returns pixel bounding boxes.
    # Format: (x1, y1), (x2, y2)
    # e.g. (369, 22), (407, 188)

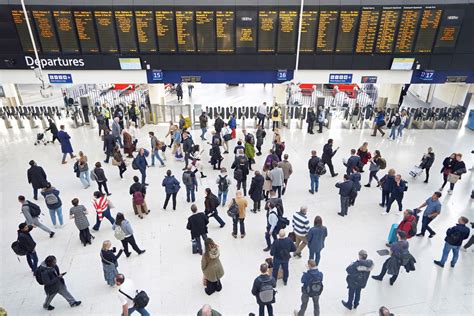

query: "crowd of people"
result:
(11, 101), (473, 316)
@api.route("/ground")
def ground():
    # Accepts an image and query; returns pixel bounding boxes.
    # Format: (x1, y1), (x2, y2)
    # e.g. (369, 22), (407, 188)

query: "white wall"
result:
(294, 70), (413, 84)
(432, 84), (469, 106)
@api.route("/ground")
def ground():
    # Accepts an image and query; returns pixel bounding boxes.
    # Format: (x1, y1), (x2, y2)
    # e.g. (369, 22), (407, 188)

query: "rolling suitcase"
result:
(409, 166), (423, 178)
(387, 223), (398, 244)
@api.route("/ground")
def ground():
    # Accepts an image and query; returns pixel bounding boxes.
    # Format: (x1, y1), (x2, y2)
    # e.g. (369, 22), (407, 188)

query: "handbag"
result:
(447, 173), (460, 184)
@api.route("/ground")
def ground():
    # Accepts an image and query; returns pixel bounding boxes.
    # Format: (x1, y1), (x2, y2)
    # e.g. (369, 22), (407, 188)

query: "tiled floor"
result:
(0, 84), (473, 316)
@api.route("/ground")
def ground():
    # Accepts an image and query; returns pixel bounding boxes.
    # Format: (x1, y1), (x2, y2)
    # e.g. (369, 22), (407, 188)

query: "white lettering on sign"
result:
(25, 56), (85, 68)
(447, 16), (459, 20)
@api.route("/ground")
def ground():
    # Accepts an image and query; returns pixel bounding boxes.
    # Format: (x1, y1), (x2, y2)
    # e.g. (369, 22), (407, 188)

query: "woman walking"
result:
(439, 153), (455, 192)
(69, 198), (93, 246)
(91, 162), (111, 196)
(357, 142), (371, 172)
(365, 150), (383, 187)
(444, 153), (467, 195)
(306, 216), (328, 265)
(113, 212), (146, 257)
(77, 151), (90, 188)
(112, 145), (127, 178)
(100, 240), (123, 286)
(262, 165), (273, 201)
(92, 191), (115, 231)
(122, 127), (135, 158)
(201, 238), (224, 295)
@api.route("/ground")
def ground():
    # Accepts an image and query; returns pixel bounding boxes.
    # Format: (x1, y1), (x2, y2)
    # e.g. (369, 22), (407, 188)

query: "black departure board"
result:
(414, 7), (442, 53)
(375, 8), (401, 53)
(135, 11), (156, 53)
(176, 11), (195, 53)
(236, 10), (257, 54)
(12, 10), (37, 53)
(355, 8), (380, 53)
(395, 7), (422, 53)
(434, 8), (465, 51)
(74, 11), (99, 53)
(156, 11), (176, 53)
(299, 10), (318, 53)
(277, 10), (298, 53)
(94, 11), (118, 53)
(32, 10), (60, 53)
(216, 10), (235, 53)
(196, 10), (216, 53)
(258, 10), (277, 53)
(335, 9), (359, 53)
(115, 11), (138, 53)
(317, 10), (339, 53)
(53, 10), (80, 53)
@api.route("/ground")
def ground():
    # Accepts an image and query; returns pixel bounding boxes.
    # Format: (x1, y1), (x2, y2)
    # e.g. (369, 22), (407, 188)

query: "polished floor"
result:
(0, 86), (473, 316)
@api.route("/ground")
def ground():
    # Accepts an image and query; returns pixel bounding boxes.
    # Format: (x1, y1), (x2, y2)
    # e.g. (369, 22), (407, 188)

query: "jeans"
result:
(194, 233), (207, 253)
(347, 287), (362, 308)
(121, 235), (143, 256)
(265, 227), (278, 248)
(297, 292), (320, 316)
(186, 185), (196, 202)
(218, 190), (228, 207)
(163, 192), (177, 210)
(310, 173), (319, 192)
(201, 127), (207, 140)
(258, 302), (273, 316)
(26, 251), (38, 272)
(440, 242), (460, 266)
(309, 249), (321, 265)
(386, 196), (403, 213)
(43, 282), (76, 308)
(151, 149), (164, 166)
(272, 185), (281, 198)
(237, 179), (248, 196)
(389, 126), (397, 139)
(420, 216), (435, 236)
(79, 171), (90, 187)
(380, 190), (390, 206)
(397, 124), (404, 137)
(115, 136), (123, 148)
(257, 114), (265, 128)
(92, 208), (115, 231)
(62, 152), (74, 163)
(49, 207), (64, 226)
(97, 181), (110, 195)
(33, 187), (39, 200)
(124, 306), (150, 316)
(208, 208), (226, 227)
(140, 170), (147, 184)
(232, 218), (245, 235)
(272, 259), (289, 283)
(368, 170), (379, 184)
(340, 196), (350, 215)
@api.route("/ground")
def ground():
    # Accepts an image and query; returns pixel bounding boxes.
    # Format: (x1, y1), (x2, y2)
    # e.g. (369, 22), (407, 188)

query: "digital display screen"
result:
(53, 10), (80, 53)
(414, 7), (442, 53)
(74, 11), (99, 53)
(316, 10), (339, 53)
(375, 8), (401, 53)
(176, 11), (195, 53)
(12, 10), (37, 53)
(335, 9), (359, 53)
(299, 10), (318, 53)
(94, 11), (118, 53)
(115, 11), (138, 53)
(434, 8), (465, 51)
(155, 11), (176, 53)
(119, 57), (141, 70)
(196, 10), (216, 53)
(395, 7), (422, 53)
(216, 10), (235, 53)
(236, 10), (257, 54)
(277, 10), (298, 53)
(391, 57), (414, 70)
(355, 8), (380, 53)
(135, 11), (156, 53)
(32, 10), (60, 53)
(258, 10), (278, 53)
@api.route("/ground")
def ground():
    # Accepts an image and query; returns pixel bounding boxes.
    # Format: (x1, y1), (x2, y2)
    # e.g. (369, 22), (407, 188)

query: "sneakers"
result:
(364, 184), (370, 187)
(428, 232), (436, 238)
(241, 234), (246, 239)
(71, 301), (81, 307)
(263, 247), (270, 252)
(45, 305), (55, 310)
(232, 233), (237, 239)
(341, 301), (352, 310)
(49, 232), (55, 238)
(381, 212), (389, 215)
(434, 260), (444, 268)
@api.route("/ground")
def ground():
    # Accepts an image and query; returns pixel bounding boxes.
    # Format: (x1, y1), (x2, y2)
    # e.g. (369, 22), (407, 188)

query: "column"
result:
(147, 83), (165, 124)
(273, 84), (287, 105)
(378, 84), (403, 108)
(1, 84), (21, 106)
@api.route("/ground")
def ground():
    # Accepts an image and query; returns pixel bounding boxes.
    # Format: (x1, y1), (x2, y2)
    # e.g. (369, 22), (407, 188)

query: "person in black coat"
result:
(419, 147), (435, 183)
(379, 169), (396, 208)
(40, 255), (81, 311)
(186, 204), (209, 255)
(249, 171), (264, 213)
(214, 115), (224, 134)
(27, 160), (48, 200)
(92, 162), (111, 196)
(321, 139), (339, 177)
(251, 263), (276, 316)
(306, 108), (316, 134)
(103, 130), (116, 164)
(210, 140), (223, 170)
(18, 222), (38, 273)
(341, 250), (374, 310)
(45, 119), (59, 143)
(385, 174), (407, 214)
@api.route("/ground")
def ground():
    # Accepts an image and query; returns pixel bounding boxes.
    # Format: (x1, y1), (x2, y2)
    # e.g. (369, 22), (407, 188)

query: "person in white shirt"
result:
(115, 274), (149, 316)
(257, 102), (268, 127)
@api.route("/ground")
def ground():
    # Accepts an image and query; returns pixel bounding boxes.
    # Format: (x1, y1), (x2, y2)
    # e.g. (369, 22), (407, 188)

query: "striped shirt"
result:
(93, 196), (109, 221)
(292, 211), (310, 236)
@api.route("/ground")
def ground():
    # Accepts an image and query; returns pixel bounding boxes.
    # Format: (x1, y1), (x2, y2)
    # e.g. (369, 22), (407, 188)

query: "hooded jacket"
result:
(346, 259), (374, 289)
(18, 227), (36, 253)
(398, 215), (416, 238)
(201, 246), (224, 282)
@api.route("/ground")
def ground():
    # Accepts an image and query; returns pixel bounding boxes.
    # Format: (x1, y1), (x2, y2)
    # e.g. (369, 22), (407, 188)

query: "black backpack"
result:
(395, 116), (402, 126)
(11, 240), (27, 256)
(132, 157), (139, 170)
(350, 271), (369, 288)
(304, 274), (323, 297)
(446, 230), (463, 245)
(234, 168), (243, 181)
(227, 199), (239, 218)
(218, 175), (229, 192)
(35, 265), (46, 285)
(273, 108), (279, 117)
(315, 161), (327, 176)
(119, 289), (150, 309)
(27, 201), (41, 217)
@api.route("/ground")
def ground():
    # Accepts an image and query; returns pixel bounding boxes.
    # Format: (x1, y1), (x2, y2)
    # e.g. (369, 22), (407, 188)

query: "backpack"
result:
(273, 108), (279, 117)
(261, 130), (267, 138)
(315, 161), (326, 176)
(258, 280), (275, 303)
(119, 289), (150, 309)
(218, 175), (229, 192)
(35, 265), (46, 285)
(182, 172), (193, 186)
(234, 168), (243, 181)
(227, 199), (239, 218)
(210, 194), (220, 209)
(133, 191), (144, 205)
(377, 158), (387, 170)
(114, 225), (126, 241)
(132, 157), (139, 170)
(304, 274), (323, 297)
(45, 193), (59, 207)
(27, 201), (41, 217)
(446, 230), (463, 245)
(394, 116), (401, 126)
(11, 240), (27, 256)
(351, 271), (369, 288)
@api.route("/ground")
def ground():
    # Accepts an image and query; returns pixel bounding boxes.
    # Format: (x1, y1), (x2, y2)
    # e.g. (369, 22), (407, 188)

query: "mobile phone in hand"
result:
(60, 272), (67, 276)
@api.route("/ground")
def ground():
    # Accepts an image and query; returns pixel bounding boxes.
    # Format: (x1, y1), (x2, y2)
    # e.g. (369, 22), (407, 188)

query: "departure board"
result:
(32, 10), (60, 53)
(115, 11), (138, 53)
(12, 10), (37, 53)
(176, 11), (195, 53)
(135, 11), (156, 53)
(196, 11), (216, 53)
(53, 10), (80, 53)
(94, 11), (118, 53)
(375, 8), (401, 53)
(434, 9), (465, 51)
(355, 8), (380, 53)
(236, 10), (257, 54)
(258, 10), (277, 53)
(299, 10), (318, 53)
(414, 7), (442, 53)
(74, 11), (99, 53)
(155, 11), (176, 53)
(216, 10), (235, 53)
(277, 10), (298, 53)
(335, 9), (359, 53)
(394, 7), (422, 53)
(317, 10), (339, 53)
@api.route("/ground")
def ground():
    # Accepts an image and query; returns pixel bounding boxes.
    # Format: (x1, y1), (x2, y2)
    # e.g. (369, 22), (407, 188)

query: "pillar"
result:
(273, 84), (287, 105)
(147, 83), (165, 124)
(1, 84), (21, 106)
(452, 84), (469, 107)
(378, 84), (403, 108)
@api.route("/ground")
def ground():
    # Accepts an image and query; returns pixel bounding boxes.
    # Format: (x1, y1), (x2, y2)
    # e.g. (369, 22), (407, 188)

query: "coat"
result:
(201, 247), (224, 282)
(251, 274), (276, 304)
(263, 171), (272, 191)
(27, 165), (48, 189)
(271, 106), (282, 122)
(57, 130), (73, 153)
(187, 212), (209, 238)
(103, 135), (116, 154)
(346, 259), (374, 289)
(278, 160), (293, 180)
(322, 143), (336, 162)
(398, 215), (416, 238)
(17, 228), (36, 252)
(307, 226), (328, 253)
(70, 205), (89, 230)
(123, 131), (134, 155)
(244, 142), (255, 159)
(135, 154), (148, 172)
(249, 174), (264, 201)
(162, 175), (180, 194)
(270, 237), (296, 262)
(40, 263), (63, 295)
(41, 187), (62, 209)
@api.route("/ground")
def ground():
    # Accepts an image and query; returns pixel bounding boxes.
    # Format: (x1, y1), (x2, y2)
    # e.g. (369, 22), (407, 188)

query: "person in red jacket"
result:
(387, 210), (417, 246)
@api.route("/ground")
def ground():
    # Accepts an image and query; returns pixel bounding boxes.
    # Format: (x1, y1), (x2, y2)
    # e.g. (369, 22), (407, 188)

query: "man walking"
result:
(216, 168), (231, 207)
(204, 188), (226, 228)
(149, 132), (165, 167)
(336, 175), (355, 217)
(257, 102), (268, 127)
(294, 259), (323, 316)
(186, 204), (209, 255)
(18, 195), (54, 238)
(115, 274), (150, 315)
(129, 176), (148, 218)
(17, 222), (39, 273)
(292, 206), (310, 258)
(270, 229), (296, 286)
(231, 151), (250, 196)
(256, 124), (266, 156)
(416, 192), (442, 238)
(263, 202), (280, 252)
(251, 263), (276, 316)
(308, 150), (322, 194)
(27, 160), (48, 200)
(182, 166), (197, 203)
(434, 216), (470, 268)
(278, 154), (293, 195)
(111, 117), (123, 148)
(321, 139), (338, 177)
(269, 162), (284, 198)
(103, 130), (116, 164)
(341, 250), (374, 310)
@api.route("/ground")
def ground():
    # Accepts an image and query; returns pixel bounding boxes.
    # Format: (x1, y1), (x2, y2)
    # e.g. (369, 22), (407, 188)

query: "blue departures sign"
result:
(48, 74), (72, 84)
(277, 69), (288, 81)
(329, 73), (352, 84)
(152, 69), (163, 81)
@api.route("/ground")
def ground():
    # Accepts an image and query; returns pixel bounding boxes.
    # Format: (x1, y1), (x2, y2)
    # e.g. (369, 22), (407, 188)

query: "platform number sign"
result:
(329, 73), (353, 84)
(152, 69), (163, 81)
(419, 70), (435, 81)
(277, 69), (288, 81)
(48, 74), (72, 84)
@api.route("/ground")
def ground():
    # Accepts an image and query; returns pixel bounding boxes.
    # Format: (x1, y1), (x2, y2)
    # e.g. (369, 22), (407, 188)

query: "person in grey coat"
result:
(69, 198), (93, 246)
(269, 161), (284, 198)
(18, 195), (54, 238)
(306, 216), (328, 265)
(111, 117), (123, 148)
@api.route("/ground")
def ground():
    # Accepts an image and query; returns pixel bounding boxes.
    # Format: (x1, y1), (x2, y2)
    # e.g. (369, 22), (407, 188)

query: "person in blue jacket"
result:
(306, 216), (328, 265)
(379, 169), (396, 208)
(135, 148), (148, 185)
(41, 183), (63, 226)
(162, 169), (180, 211)
(384, 174), (407, 214)
(56, 125), (76, 164)
(228, 114), (237, 139)
(295, 259), (323, 316)
(371, 109), (386, 137)
(345, 149), (361, 176)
